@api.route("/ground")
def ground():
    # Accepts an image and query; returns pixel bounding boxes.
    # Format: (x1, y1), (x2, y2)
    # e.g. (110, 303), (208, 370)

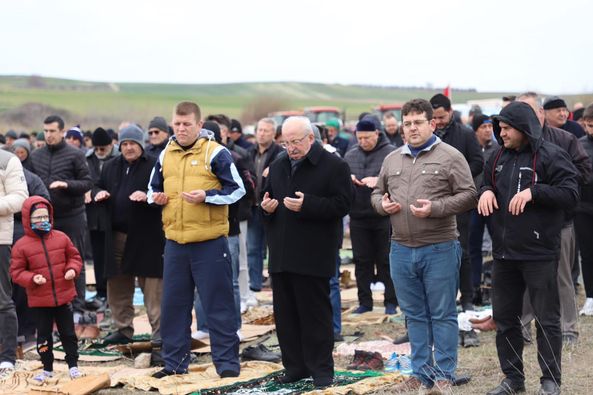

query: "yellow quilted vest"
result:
(161, 138), (229, 243)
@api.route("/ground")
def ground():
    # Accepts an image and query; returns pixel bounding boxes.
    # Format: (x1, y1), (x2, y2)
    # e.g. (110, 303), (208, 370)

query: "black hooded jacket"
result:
(481, 102), (579, 261)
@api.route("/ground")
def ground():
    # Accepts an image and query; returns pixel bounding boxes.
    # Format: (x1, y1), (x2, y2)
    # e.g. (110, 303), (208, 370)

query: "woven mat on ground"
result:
(334, 340), (411, 359)
(341, 307), (403, 326)
(192, 370), (403, 395)
(192, 324), (276, 353)
(113, 361), (283, 394)
(0, 360), (114, 395)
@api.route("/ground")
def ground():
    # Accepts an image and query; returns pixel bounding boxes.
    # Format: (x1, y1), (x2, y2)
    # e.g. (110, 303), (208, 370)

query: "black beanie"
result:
(230, 119), (242, 134)
(356, 120), (377, 132)
(92, 127), (112, 146)
(472, 114), (492, 131)
(543, 96), (567, 110)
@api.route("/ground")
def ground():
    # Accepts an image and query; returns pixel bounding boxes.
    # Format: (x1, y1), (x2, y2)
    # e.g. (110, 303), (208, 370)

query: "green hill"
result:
(0, 75), (590, 131)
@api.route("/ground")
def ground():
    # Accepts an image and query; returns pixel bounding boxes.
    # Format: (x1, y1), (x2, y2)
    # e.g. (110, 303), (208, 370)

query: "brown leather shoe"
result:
(393, 376), (429, 393)
(427, 380), (453, 394)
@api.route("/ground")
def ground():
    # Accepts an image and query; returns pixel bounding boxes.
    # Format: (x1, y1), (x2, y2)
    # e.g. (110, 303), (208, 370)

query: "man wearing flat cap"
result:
(544, 96), (585, 138)
(344, 119), (398, 316)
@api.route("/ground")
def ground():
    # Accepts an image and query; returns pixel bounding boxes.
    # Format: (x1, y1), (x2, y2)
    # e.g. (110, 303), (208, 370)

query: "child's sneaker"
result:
(384, 352), (400, 372)
(397, 355), (413, 375)
(31, 370), (54, 385)
(69, 366), (84, 380)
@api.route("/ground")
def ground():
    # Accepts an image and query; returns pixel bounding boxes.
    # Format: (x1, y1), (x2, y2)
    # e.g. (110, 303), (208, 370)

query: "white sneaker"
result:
(191, 330), (210, 341)
(240, 301), (248, 314)
(69, 366), (84, 380)
(579, 298), (593, 316)
(31, 370), (54, 384)
(246, 291), (259, 307)
(237, 330), (244, 341)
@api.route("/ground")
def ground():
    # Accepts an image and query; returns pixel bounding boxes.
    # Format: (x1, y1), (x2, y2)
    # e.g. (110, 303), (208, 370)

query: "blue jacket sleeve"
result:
(205, 146), (246, 205)
(147, 150), (165, 204)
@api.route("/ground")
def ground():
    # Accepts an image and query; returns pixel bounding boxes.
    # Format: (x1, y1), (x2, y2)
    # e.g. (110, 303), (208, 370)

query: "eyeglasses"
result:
(148, 130), (162, 135)
(280, 135), (309, 148)
(31, 215), (50, 221)
(402, 119), (430, 129)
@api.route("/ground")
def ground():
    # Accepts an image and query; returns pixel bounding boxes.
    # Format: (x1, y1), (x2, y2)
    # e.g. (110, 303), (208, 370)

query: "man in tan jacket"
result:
(371, 98), (477, 393)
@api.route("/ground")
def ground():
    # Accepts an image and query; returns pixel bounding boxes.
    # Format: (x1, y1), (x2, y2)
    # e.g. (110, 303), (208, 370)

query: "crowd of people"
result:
(0, 93), (591, 395)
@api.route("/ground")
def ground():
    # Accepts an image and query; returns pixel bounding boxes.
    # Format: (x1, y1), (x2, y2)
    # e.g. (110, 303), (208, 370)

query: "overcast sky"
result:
(1, 0), (591, 94)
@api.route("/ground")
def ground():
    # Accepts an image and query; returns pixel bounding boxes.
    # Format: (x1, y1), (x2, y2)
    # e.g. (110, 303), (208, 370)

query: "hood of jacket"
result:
(493, 101), (543, 151)
(22, 195), (54, 237)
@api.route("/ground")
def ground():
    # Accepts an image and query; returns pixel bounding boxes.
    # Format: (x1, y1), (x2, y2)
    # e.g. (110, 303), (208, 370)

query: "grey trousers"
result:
(0, 245), (17, 364)
(522, 223), (578, 337)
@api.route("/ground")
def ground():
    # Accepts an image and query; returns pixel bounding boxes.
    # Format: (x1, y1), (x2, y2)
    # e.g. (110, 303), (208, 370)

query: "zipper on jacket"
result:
(40, 237), (60, 307)
(501, 156), (518, 260)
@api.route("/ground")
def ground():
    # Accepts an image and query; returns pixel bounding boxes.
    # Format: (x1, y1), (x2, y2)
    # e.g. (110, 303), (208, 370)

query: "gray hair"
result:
(517, 92), (543, 110)
(282, 116), (313, 135)
(257, 117), (277, 130)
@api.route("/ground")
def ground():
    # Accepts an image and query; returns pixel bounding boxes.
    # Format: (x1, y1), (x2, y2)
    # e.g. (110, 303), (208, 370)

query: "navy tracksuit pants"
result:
(160, 237), (240, 375)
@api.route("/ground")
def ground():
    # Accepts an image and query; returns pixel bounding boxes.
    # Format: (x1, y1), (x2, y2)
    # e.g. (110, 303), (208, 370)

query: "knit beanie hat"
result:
(148, 116), (168, 133)
(92, 127), (112, 146)
(12, 138), (31, 154)
(119, 124), (145, 150)
(472, 114), (492, 131)
(65, 126), (84, 146)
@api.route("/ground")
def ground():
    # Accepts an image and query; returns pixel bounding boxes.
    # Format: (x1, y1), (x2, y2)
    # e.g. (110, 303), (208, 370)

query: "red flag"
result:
(443, 85), (452, 100)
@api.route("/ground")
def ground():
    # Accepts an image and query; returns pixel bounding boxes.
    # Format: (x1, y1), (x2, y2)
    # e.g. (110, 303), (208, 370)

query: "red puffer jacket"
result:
(10, 196), (82, 307)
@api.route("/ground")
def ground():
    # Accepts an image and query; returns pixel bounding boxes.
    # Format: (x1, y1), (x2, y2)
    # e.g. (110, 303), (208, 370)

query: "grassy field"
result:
(3, 75), (591, 132)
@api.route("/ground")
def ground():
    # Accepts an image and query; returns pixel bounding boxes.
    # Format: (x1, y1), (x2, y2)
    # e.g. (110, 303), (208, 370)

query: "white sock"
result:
(0, 362), (15, 369)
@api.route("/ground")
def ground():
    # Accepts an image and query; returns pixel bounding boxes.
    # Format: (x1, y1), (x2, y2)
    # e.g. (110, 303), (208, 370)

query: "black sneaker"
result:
(241, 344), (282, 363)
(462, 330), (480, 347)
(275, 373), (308, 384)
(151, 369), (175, 379)
(102, 331), (132, 345)
(486, 378), (525, 395)
(537, 379), (560, 395)
(220, 370), (240, 378)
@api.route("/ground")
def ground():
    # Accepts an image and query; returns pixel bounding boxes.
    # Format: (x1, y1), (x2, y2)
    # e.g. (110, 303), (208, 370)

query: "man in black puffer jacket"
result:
(344, 120), (397, 315)
(478, 102), (579, 395)
(30, 115), (93, 316)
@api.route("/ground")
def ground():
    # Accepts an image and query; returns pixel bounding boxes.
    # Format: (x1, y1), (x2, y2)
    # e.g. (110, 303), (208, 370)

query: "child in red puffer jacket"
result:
(10, 196), (83, 383)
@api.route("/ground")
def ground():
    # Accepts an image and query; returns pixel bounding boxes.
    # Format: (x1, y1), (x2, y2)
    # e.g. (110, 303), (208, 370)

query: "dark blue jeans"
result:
(161, 238), (239, 375)
(390, 240), (461, 385)
(247, 207), (266, 291)
(469, 209), (492, 288)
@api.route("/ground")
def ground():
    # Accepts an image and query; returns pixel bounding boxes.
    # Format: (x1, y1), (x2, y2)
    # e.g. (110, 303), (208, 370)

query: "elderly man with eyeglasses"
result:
(145, 116), (171, 157)
(371, 99), (477, 393)
(261, 116), (353, 388)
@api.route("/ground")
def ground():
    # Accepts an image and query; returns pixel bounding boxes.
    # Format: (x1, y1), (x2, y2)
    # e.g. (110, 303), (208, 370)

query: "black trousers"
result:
(574, 213), (593, 298)
(350, 220), (397, 308)
(456, 211), (473, 306)
(492, 259), (561, 385)
(54, 213), (87, 311)
(272, 272), (333, 381)
(90, 230), (107, 298)
(34, 304), (79, 371)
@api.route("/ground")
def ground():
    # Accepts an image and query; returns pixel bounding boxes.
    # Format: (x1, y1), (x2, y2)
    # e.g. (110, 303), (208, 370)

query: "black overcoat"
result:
(94, 153), (165, 278)
(263, 142), (352, 278)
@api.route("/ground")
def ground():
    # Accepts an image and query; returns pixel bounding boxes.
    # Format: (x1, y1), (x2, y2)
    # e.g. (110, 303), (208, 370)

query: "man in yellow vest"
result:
(148, 102), (246, 379)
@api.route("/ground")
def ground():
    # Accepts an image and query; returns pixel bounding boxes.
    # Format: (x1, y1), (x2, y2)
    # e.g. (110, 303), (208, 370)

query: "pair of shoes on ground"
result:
(31, 367), (84, 384)
(241, 344), (281, 363)
(384, 352), (412, 374)
(459, 329), (480, 347)
(487, 377), (560, 395)
(352, 304), (398, 315)
(347, 350), (384, 371)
